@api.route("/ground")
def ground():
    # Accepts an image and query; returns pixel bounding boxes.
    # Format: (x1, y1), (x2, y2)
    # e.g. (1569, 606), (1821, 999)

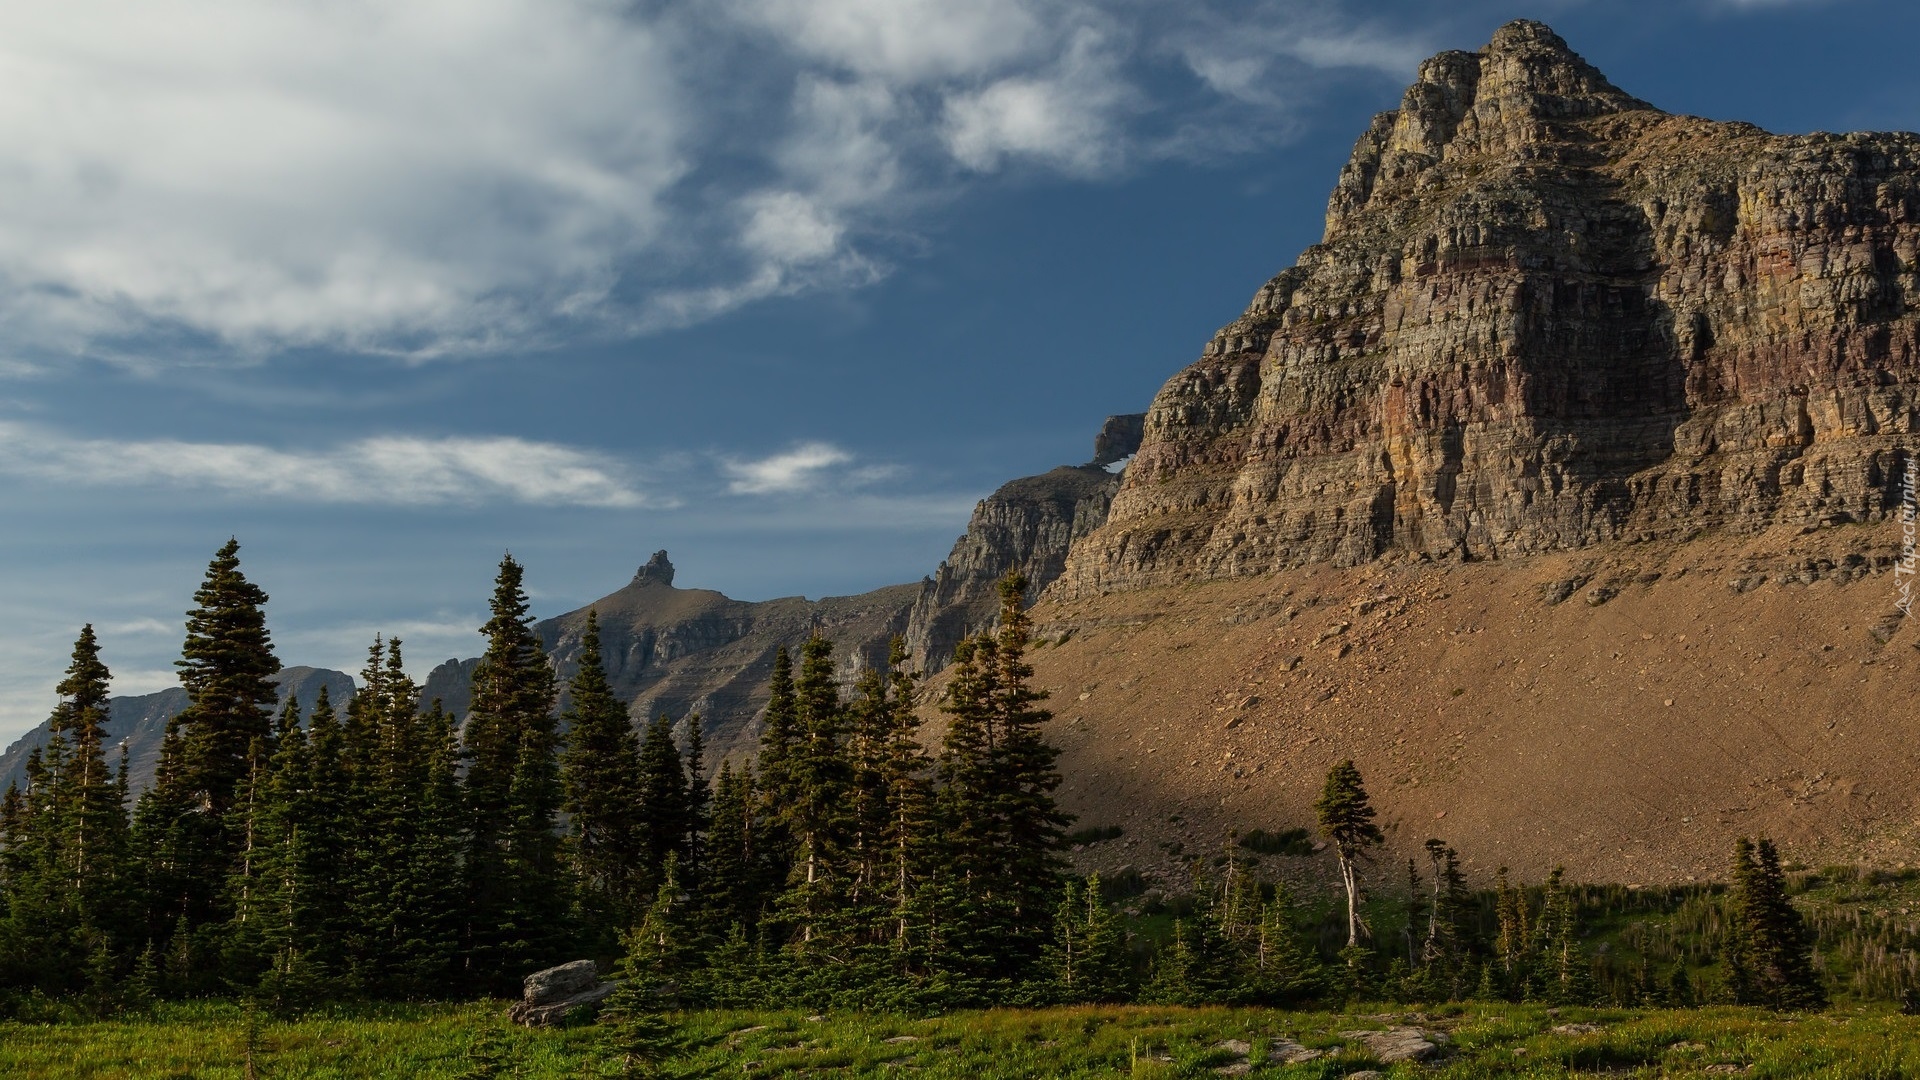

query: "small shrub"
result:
(1240, 828), (1316, 857)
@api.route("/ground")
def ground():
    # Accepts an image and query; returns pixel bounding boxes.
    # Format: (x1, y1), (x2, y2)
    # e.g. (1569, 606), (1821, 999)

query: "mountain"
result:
(1014, 20), (1920, 884)
(0, 666), (355, 796)
(0, 414), (1145, 797)
(420, 415), (1147, 759)
(1059, 19), (1916, 594)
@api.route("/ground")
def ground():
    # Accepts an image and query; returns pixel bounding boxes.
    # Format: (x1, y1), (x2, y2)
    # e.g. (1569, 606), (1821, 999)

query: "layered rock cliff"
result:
(904, 414), (1143, 668)
(1057, 20), (1920, 596)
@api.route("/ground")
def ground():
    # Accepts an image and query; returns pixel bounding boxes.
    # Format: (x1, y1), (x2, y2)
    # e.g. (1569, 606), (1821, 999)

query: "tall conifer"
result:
(137, 539), (280, 981)
(461, 554), (563, 991)
(561, 611), (645, 923)
(1314, 759), (1382, 956)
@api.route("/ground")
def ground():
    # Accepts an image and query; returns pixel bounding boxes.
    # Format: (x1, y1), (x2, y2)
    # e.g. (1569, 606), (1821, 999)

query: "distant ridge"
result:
(0, 666), (355, 796)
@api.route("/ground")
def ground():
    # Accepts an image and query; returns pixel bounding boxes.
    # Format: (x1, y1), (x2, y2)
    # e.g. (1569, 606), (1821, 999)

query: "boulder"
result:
(1341, 1026), (1443, 1063)
(509, 960), (621, 1027)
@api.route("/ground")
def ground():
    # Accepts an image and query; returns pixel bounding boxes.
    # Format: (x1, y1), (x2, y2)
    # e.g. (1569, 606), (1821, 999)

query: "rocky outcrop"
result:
(509, 960), (619, 1026)
(425, 552), (919, 763)
(1056, 20), (1920, 596)
(904, 415), (1144, 669)
(0, 666), (353, 796)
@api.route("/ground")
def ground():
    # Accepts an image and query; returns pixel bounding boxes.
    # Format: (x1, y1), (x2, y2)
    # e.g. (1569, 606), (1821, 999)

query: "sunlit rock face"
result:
(1058, 20), (1920, 596)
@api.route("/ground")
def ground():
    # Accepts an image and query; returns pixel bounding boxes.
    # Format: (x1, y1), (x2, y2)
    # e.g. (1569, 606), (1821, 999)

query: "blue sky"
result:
(0, 0), (1914, 744)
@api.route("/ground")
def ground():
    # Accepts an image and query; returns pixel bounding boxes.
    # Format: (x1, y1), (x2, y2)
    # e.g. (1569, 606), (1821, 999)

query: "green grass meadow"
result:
(6, 1002), (1920, 1079)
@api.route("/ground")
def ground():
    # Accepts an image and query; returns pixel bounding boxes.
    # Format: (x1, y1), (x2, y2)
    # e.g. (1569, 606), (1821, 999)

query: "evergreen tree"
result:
(984, 573), (1068, 968)
(929, 634), (998, 982)
(1246, 884), (1323, 1004)
(137, 539), (281, 968)
(1420, 839), (1472, 997)
(636, 715), (691, 890)
(49, 626), (134, 952)
(252, 694), (325, 1006)
(772, 634), (851, 951)
(460, 554), (564, 992)
(1314, 759), (1382, 956)
(752, 647), (800, 910)
(0, 627), (137, 997)
(620, 852), (694, 986)
(1533, 868), (1593, 1005)
(1140, 916), (1232, 1005)
(220, 735), (274, 989)
(875, 640), (930, 959)
(683, 716), (709, 881)
(351, 639), (462, 995)
(1046, 876), (1131, 1003)
(562, 611), (645, 923)
(1726, 837), (1825, 1010)
(594, 977), (681, 1080)
(698, 762), (760, 937)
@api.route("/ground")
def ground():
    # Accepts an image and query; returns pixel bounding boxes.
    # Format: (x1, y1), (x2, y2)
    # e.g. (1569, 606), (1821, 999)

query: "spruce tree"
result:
(0, 746), (65, 993)
(928, 634), (1000, 984)
(636, 715), (691, 890)
(352, 638), (461, 995)
(774, 634), (850, 950)
(682, 716), (709, 883)
(50, 626), (133, 952)
(253, 695), (322, 1006)
(136, 539), (281, 987)
(753, 647), (799, 907)
(699, 762), (760, 937)
(876, 639), (930, 957)
(1314, 759), (1383, 957)
(1046, 875), (1130, 1003)
(1247, 883), (1322, 1004)
(984, 573), (1068, 970)
(460, 554), (564, 992)
(561, 611), (645, 923)
(1726, 836), (1825, 1010)
(0, 627), (137, 996)
(221, 735), (274, 989)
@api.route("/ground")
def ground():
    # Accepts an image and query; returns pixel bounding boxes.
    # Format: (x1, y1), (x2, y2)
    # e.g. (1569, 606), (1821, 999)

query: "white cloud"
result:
(0, 0), (683, 360)
(741, 191), (847, 264)
(0, 0), (1435, 364)
(944, 29), (1129, 175)
(0, 422), (651, 508)
(101, 617), (177, 638)
(726, 0), (1049, 82)
(723, 442), (858, 495)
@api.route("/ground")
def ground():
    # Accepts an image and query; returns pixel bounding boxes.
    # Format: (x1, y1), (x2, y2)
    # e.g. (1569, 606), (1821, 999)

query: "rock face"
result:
(424, 552), (920, 763)
(0, 666), (354, 796)
(1057, 20), (1920, 596)
(509, 960), (618, 1027)
(904, 414), (1144, 668)
(414, 415), (1150, 764)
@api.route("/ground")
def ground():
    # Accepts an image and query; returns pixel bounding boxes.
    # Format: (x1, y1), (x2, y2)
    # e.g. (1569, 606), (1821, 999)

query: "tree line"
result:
(0, 540), (1833, 1017)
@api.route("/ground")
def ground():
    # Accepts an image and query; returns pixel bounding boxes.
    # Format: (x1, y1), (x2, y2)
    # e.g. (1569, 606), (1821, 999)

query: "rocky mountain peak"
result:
(1329, 20), (1656, 232)
(633, 550), (675, 587)
(1058, 21), (1920, 597)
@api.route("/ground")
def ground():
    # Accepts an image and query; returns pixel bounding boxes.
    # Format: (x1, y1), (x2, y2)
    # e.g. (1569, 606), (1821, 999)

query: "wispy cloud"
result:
(0, 422), (652, 508)
(0, 0), (1429, 366)
(722, 442), (858, 495)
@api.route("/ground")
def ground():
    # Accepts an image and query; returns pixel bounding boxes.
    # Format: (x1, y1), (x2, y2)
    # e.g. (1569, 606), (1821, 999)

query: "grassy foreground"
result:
(5, 1001), (1920, 1079)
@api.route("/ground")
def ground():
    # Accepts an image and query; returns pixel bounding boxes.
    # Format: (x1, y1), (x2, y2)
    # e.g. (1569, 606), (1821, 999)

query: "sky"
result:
(1, 0), (1916, 745)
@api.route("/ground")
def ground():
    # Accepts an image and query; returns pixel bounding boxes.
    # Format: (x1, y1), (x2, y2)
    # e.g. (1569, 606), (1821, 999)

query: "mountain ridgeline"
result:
(0, 416), (1145, 790)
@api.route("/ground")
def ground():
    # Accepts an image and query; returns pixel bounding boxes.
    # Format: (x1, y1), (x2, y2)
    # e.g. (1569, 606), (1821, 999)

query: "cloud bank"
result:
(0, 422), (650, 508)
(0, 0), (1432, 367)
